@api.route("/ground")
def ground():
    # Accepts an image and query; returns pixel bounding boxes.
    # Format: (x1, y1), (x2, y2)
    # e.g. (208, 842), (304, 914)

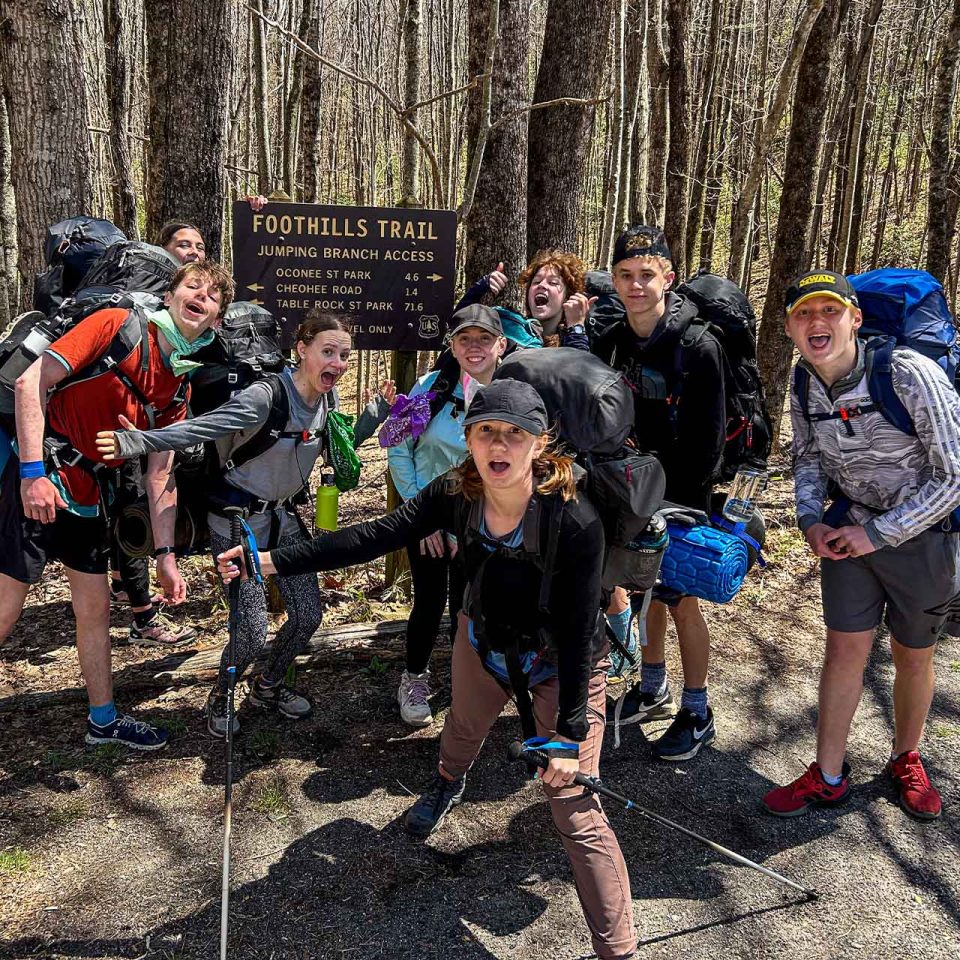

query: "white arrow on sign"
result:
(247, 283), (264, 292)
(426, 273), (443, 282)
(249, 298), (264, 306)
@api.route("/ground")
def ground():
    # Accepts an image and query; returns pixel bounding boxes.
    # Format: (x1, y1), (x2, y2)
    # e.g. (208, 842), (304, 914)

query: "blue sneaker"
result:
(85, 713), (170, 751)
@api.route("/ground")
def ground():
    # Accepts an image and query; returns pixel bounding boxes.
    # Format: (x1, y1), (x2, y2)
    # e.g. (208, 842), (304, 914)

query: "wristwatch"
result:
(154, 546), (176, 558)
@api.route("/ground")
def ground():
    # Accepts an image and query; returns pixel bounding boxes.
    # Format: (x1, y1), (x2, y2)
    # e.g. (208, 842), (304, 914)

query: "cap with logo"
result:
(784, 271), (859, 314)
(462, 378), (548, 436)
(611, 224), (673, 268)
(447, 303), (504, 340)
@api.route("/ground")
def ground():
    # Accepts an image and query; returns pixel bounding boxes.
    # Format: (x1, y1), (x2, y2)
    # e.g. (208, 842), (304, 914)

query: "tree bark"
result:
(0, 0), (96, 308)
(526, 0), (613, 259)
(755, 0), (843, 448)
(598, 0), (627, 266)
(663, 0), (691, 271)
(144, 0), (232, 258)
(925, 0), (960, 284)
(642, 0), (668, 225)
(401, 0), (423, 205)
(251, 0), (273, 194)
(0, 95), (17, 330)
(104, 0), (139, 238)
(298, 2), (323, 203)
(464, 0), (527, 309)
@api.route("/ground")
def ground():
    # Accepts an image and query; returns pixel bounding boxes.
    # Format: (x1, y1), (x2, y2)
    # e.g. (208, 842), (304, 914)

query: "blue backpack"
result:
(793, 267), (960, 529)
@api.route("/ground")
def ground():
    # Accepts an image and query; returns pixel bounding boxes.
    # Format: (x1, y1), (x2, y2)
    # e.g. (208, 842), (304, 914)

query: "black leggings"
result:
(210, 528), (325, 690)
(405, 536), (465, 674)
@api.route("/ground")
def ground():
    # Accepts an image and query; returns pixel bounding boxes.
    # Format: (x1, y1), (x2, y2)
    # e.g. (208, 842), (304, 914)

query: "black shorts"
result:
(0, 458), (110, 582)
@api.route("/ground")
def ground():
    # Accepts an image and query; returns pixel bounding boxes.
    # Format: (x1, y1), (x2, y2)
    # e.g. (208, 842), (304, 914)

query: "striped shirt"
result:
(792, 344), (960, 548)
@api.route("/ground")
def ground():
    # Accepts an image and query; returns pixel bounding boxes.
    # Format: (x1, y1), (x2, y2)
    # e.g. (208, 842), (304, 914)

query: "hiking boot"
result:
(652, 706), (715, 761)
(206, 689), (240, 738)
(887, 751), (941, 820)
(128, 611), (197, 647)
(247, 677), (312, 719)
(398, 670), (433, 727)
(404, 772), (466, 837)
(763, 762), (851, 817)
(85, 712), (170, 751)
(606, 684), (674, 726)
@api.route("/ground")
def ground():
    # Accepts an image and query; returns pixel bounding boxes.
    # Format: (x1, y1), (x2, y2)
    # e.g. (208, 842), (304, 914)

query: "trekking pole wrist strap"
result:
(19, 460), (46, 479)
(522, 736), (579, 759)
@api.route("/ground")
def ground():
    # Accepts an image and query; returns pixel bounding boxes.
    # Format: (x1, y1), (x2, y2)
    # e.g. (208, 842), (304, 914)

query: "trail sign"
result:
(232, 202), (457, 350)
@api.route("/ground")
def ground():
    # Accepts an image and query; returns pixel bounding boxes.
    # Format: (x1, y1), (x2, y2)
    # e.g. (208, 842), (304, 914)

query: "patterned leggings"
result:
(209, 529), (325, 691)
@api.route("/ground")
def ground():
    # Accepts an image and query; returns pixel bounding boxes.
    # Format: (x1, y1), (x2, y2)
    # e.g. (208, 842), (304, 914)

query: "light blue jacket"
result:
(388, 369), (467, 500)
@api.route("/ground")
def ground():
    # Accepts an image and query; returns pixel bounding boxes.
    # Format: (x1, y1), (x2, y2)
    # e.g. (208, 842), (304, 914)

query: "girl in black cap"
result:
(218, 378), (637, 960)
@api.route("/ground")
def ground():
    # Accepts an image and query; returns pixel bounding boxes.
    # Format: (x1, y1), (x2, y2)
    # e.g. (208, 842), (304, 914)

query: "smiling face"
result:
(612, 255), (675, 333)
(785, 294), (862, 383)
(449, 326), (506, 382)
(296, 329), (353, 394)
(164, 274), (223, 341)
(164, 228), (207, 265)
(526, 265), (568, 323)
(466, 419), (546, 492)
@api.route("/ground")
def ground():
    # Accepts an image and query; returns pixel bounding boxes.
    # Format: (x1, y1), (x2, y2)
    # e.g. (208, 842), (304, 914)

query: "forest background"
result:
(2, 0), (960, 433)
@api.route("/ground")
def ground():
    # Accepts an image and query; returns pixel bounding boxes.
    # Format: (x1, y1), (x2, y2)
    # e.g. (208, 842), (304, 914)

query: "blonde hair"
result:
(451, 427), (579, 502)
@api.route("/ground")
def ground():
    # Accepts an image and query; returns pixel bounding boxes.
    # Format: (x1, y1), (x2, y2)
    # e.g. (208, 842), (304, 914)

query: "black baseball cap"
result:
(611, 224), (673, 267)
(462, 379), (548, 436)
(785, 270), (859, 314)
(447, 304), (504, 339)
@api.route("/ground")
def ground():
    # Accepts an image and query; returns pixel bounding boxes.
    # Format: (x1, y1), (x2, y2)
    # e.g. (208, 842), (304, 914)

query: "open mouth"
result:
(184, 302), (206, 319)
(488, 460), (510, 475)
(808, 334), (831, 350)
(320, 371), (339, 387)
(533, 291), (549, 307)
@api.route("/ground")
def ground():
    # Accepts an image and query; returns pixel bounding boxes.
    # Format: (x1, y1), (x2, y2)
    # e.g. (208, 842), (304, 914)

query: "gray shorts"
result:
(821, 526), (960, 648)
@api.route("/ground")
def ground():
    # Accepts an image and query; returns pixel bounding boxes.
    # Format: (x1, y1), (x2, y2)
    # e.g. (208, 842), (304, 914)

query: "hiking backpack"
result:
(494, 347), (667, 591)
(792, 267), (960, 527)
(75, 241), (180, 302)
(585, 270), (626, 340)
(188, 301), (287, 415)
(33, 217), (127, 317)
(674, 271), (773, 480)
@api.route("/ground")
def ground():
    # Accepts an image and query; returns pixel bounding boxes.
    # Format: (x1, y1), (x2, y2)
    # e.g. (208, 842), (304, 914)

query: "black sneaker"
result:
(85, 713), (170, 751)
(404, 773), (466, 837)
(652, 706), (715, 762)
(206, 689), (240, 739)
(247, 678), (312, 719)
(606, 684), (675, 726)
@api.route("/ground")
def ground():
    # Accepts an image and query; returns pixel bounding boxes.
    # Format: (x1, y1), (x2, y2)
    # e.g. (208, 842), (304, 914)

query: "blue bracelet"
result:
(19, 460), (46, 480)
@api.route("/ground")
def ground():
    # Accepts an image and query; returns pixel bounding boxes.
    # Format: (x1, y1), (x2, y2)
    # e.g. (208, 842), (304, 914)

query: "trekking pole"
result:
(508, 742), (819, 902)
(220, 508), (244, 960)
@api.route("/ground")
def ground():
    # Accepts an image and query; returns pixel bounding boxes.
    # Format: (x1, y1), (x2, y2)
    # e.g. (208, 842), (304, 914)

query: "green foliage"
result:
(251, 730), (280, 761)
(48, 799), (89, 827)
(0, 848), (32, 874)
(250, 774), (290, 819)
(362, 654), (389, 679)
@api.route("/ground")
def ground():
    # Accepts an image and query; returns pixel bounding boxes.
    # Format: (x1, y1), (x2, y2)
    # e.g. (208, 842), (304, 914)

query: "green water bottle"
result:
(315, 473), (339, 532)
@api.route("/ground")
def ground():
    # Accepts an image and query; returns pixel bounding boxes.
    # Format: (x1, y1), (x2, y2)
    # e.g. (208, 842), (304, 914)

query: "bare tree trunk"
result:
(526, 0), (613, 258)
(401, 0), (423, 205)
(598, 0), (627, 265)
(663, 0), (691, 270)
(251, 0), (273, 194)
(104, 0), (139, 238)
(0, 0), (95, 307)
(0, 95), (17, 330)
(926, 0), (960, 284)
(755, 0), (843, 448)
(298, 2), (323, 203)
(144, 0), (232, 258)
(465, 0), (528, 307)
(643, 0), (668, 224)
(282, 0), (315, 200)
(619, 0), (647, 233)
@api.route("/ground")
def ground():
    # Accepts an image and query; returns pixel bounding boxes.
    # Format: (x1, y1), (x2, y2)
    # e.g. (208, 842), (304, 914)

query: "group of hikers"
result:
(2, 211), (958, 959)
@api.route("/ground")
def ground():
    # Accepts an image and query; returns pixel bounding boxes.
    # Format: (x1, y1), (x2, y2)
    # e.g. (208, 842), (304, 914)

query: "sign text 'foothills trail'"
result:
(231, 202), (456, 350)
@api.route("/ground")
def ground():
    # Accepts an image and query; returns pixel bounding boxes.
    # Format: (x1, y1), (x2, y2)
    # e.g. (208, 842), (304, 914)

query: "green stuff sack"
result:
(327, 410), (361, 491)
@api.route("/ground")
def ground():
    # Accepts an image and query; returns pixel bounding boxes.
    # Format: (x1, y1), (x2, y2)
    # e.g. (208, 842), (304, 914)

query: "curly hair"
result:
(170, 261), (235, 318)
(517, 249), (587, 297)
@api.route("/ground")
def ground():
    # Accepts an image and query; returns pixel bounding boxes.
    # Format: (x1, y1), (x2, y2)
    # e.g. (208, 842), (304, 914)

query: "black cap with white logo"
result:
(462, 379), (548, 436)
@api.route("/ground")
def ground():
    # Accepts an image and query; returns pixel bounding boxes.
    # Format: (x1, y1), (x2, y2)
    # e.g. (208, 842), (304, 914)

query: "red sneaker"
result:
(763, 762), (850, 817)
(887, 751), (941, 820)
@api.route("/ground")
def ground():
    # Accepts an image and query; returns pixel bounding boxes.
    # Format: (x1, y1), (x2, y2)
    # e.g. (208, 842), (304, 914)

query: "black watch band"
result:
(154, 546), (176, 558)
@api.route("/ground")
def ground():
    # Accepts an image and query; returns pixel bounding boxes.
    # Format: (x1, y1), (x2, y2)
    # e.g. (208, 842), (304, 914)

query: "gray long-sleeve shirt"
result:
(792, 344), (960, 548)
(116, 366), (387, 543)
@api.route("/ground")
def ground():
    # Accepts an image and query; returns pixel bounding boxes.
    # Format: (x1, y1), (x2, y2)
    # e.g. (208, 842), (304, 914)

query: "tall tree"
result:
(0, 0), (95, 308)
(925, 0), (960, 286)
(526, 0), (613, 258)
(104, 0), (139, 238)
(663, 0), (691, 271)
(144, 0), (232, 258)
(464, 0), (528, 308)
(755, 0), (845, 447)
(639, 0), (668, 225)
(0, 96), (16, 331)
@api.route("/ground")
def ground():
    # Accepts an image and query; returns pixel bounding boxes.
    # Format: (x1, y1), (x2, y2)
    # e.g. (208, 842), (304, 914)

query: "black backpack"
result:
(585, 270), (625, 341)
(494, 348), (666, 591)
(675, 271), (772, 479)
(189, 301), (287, 415)
(33, 217), (126, 316)
(76, 241), (179, 302)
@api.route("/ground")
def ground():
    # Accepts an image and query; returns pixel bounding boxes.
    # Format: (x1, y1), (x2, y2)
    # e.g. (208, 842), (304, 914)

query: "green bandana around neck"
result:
(147, 307), (216, 376)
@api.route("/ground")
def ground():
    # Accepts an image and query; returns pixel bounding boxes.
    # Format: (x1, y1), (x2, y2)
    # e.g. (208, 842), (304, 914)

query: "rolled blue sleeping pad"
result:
(659, 522), (749, 603)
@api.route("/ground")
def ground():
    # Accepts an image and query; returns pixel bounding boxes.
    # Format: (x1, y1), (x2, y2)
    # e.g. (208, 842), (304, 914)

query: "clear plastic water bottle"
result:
(723, 467), (766, 524)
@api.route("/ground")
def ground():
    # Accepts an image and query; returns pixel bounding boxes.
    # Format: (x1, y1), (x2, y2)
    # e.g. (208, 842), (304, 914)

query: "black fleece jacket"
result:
(271, 476), (607, 741)
(591, 291), (725, 510)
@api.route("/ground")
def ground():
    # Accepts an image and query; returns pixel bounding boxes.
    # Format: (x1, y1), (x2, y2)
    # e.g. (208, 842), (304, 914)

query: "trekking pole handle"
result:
(506, 742), (819, 902)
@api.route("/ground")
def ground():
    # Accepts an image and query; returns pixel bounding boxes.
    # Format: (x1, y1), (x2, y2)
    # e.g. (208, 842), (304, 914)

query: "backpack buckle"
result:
(227, 372), (238, 384)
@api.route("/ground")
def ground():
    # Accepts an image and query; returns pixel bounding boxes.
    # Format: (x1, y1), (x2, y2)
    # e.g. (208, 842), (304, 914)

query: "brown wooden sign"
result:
(231, 201), (456, 349)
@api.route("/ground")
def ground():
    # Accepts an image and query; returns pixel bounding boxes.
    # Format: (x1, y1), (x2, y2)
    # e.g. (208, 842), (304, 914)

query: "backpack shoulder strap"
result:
(792, 364), (813, 423)
(864, 336), (916, 436)
(222, 374), (290, 472)
(535, 496), (563, 616)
